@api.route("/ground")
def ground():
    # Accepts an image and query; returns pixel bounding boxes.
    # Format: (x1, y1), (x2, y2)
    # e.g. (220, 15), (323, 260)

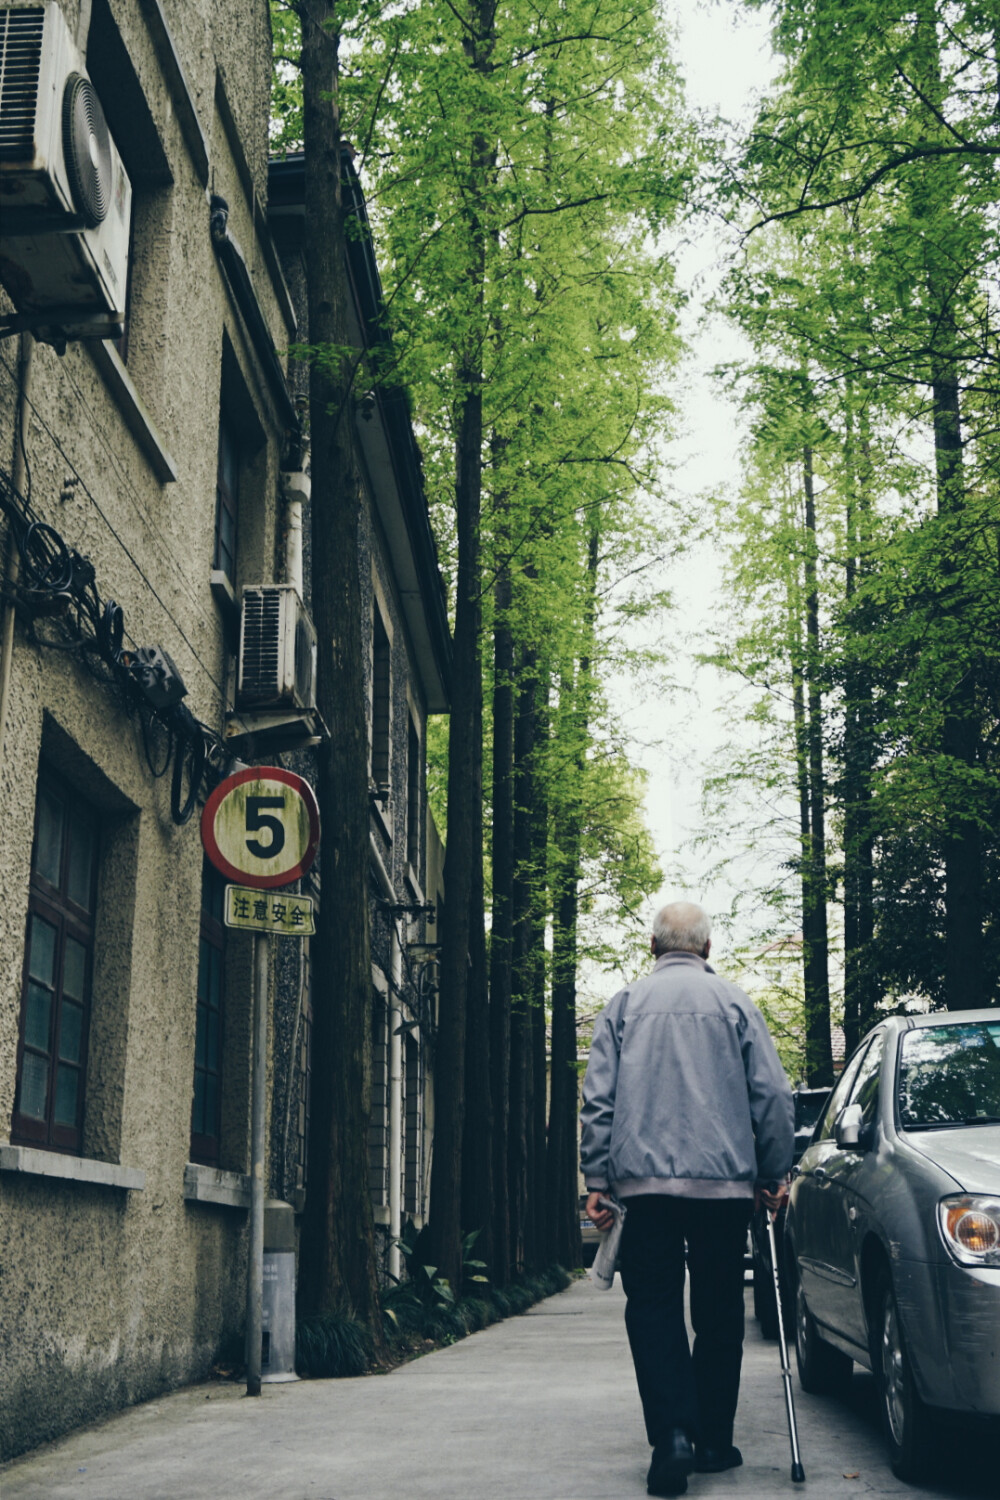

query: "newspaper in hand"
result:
(589, 1196), (626, 1290)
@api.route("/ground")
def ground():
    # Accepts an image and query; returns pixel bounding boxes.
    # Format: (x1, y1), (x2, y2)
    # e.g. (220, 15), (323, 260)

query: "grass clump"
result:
(296, 1311), (374, 1378)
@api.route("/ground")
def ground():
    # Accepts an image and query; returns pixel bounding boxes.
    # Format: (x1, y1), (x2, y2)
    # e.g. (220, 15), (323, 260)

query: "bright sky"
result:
(596, 1), (781, 996)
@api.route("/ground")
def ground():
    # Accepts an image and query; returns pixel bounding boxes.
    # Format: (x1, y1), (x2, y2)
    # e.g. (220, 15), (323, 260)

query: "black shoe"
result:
(694, 1443), (743, 1473)
(647, 1429), (694, 1496)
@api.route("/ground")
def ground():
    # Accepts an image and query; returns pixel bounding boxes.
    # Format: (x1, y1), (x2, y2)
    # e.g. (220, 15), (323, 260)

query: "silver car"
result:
(785, 1010), (1000, 1480)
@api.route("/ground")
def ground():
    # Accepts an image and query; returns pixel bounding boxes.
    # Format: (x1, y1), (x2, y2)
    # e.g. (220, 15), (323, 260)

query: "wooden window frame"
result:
(12, 777), (99, 1154)
(190, 861), (226, 1165)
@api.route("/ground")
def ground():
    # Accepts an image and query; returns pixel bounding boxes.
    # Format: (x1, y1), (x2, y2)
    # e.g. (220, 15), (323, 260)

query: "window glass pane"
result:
(195, 1000), (207, 1069)
(849, 1031), (884, 1125)
(34, 788), (64, 886)
(206, 1010), (219, 1072)
(816, 1043), (869, 1141)
(899, 1023), (1000, 1128)
(209, 946), (222, 1008)
(220, 504), (236, 556)
(19, 1052), (49, 1120)
(66, 817), (95, 909)
(198, 939), (210, 1002)
(53, 1064), (78, 1126)
(192, 1069), (206, 1136)
(203, 1072), (219, 1134)
(27, 915), (57, 986)
(25, 981), (52, 1052)
(59, 1001), (84, 1063)
(63, 936), (87, 1001)
(219, 421), (239, 497)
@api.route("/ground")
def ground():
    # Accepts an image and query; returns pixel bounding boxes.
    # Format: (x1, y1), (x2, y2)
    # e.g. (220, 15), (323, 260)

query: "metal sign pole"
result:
(246, 930), (269, 1397)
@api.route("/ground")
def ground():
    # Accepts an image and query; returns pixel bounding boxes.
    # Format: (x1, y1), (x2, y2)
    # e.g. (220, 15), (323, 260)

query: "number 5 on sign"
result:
(201, 768), (320, 889)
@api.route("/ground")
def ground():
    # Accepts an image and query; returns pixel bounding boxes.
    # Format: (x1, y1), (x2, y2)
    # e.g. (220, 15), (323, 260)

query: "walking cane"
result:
(766, 1208), (806, 1483)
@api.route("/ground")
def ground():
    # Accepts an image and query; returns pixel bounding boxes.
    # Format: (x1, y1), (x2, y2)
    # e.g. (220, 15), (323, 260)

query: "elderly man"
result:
(581, 901), (794, 1497)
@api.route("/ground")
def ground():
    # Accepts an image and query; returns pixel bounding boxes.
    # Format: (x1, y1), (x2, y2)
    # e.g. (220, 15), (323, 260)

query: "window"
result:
(190, 861), (226, 1164)
(13, 779), (99, 1152)
(369, 987), (389, 1208)
(371, 608), (391, 798)
(404, 1033), (421, 1217)
(815, 1042), (870, 1143)
(406, 717), (421, 873)
(847, 1029), (885, 1127)
(214, 410), (239, 590)
(87, 0), (172, 387)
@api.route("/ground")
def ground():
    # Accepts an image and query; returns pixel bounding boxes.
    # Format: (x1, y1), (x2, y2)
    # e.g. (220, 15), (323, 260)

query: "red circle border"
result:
(200, 766), (321, 889)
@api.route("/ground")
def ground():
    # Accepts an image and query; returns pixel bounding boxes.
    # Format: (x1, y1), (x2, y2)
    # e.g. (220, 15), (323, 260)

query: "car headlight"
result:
(938, 1195), (1000, 1266)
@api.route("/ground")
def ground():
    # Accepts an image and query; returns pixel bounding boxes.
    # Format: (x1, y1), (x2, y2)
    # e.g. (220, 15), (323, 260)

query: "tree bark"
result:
(489, 526), (514, 1285)
(297, 0), (382, 1338)
(801, 446), (834, 1084)
(529, 685), (549, 1271)
(461, 677), (494, 1276)
(546, 523), (598, 1268)
(913, 0), (984, 1007)
(841, 392), (877, 1052)
(508, 640), (537, 1275)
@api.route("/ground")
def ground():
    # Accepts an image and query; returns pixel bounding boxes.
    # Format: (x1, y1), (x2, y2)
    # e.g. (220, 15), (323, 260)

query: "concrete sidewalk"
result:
(2, 1278), (993, 1500)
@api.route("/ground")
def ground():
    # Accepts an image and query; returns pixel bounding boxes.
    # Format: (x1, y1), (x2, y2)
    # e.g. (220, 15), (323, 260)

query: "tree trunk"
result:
(426, 0), (497, 1294)
(841, 394), (877, 1052)
(546, 523), (598, 1267)
(489, 532), (514, 1285)
(801, 446), (834, 1084)
(529, 685), (549, 1271)
(461, 677), (494, 1277)
(427, 379), (482, 1292)
(913, 0), (983, 1007)
(297, 1), (381, 1338)
(508, 640), (537, 1276)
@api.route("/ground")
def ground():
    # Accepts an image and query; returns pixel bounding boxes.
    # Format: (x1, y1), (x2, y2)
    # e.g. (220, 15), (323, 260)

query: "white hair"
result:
(652, 901), (712, 956)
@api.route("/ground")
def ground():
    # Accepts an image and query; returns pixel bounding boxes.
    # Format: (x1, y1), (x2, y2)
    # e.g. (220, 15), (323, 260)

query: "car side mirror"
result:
(835, 1102), (864, 1150)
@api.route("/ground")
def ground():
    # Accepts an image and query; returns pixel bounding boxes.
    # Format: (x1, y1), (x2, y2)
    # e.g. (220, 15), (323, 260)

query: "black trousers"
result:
(618, 1194), (753, 1451)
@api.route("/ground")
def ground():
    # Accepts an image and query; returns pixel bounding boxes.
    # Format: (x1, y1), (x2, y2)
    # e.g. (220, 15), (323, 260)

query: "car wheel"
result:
(754, 1258), (779, 1340)
(874, 1269), (936, 1481)
(793, 1266), (853, 1395)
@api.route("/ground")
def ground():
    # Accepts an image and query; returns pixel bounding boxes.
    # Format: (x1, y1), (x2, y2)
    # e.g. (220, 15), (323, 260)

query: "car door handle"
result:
(811, 1167), (828, 1182)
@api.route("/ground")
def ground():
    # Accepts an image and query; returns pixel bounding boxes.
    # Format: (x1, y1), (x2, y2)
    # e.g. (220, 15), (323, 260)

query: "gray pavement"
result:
(2, 1277), (994, 1500)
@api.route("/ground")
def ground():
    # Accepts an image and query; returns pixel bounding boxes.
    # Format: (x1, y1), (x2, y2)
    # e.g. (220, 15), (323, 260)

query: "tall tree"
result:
(295, 0), (383, 1338)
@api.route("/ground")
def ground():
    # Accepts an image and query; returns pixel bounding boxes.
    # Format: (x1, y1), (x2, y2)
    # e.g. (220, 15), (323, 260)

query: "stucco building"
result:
(0, 0), (449, 1458)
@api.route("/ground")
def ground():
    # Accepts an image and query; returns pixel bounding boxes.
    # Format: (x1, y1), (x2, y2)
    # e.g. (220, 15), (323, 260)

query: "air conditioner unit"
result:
(237, 584), (318, 713)
(0, 2), (132, 334)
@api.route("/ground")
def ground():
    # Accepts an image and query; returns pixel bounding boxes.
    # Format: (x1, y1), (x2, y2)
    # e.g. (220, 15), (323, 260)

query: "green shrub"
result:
(296, 1312), (374, 1378)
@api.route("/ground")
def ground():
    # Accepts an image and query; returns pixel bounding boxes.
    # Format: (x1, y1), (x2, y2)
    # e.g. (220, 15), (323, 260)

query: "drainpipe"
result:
(369, 834), (403, 1281)
(0, 333), (34, 768)
(281, 462), (309, 596)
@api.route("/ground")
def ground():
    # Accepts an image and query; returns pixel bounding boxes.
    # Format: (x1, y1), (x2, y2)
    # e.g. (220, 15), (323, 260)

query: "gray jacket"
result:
(580, 951), (794, 1200)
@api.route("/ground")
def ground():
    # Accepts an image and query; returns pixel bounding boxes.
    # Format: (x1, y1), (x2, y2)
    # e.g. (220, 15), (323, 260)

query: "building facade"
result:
(0, 0), (448, 1458)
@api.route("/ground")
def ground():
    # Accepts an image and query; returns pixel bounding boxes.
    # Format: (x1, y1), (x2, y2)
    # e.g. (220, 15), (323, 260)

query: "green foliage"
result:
(295, 1310), (375, 1377)
(694, 0), (1000, 1018)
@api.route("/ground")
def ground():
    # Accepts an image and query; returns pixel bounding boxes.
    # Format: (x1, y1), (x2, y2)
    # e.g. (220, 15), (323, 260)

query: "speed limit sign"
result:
(200, 767), (320, 889)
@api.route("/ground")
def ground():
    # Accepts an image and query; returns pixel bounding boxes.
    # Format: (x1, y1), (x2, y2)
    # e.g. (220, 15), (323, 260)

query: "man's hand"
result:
(756, 1181), (790, 1214)
(586, 1191), (615, 1232)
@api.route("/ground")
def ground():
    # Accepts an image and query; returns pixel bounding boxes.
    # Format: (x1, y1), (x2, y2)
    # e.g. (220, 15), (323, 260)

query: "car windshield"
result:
(898, 1022), (1000, 1129)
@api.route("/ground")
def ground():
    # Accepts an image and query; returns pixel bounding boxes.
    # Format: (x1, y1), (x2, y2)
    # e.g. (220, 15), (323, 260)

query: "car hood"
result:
(904, 1126), (1000, 1194)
